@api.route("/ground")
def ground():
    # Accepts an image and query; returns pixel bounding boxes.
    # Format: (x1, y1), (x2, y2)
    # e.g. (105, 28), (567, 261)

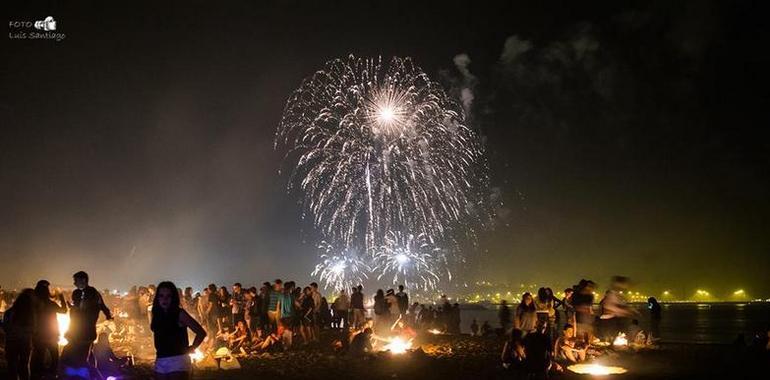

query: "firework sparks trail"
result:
(311, 242), (370, 292)
(373, 231), (447, 291)
(276, 55), (488, 291)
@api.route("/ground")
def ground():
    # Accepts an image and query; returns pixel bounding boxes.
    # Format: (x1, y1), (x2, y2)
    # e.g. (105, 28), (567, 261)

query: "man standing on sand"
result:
(396, 285), (409, 318)
(61, 271), (113, 378)
(350, 285), (365, 329)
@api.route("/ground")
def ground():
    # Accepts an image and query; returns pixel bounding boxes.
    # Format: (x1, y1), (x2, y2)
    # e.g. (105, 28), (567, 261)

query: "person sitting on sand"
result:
(348, 327), (373, 356)
(250, 328), (281, 352)
(501, 329), (526, 371)
(391, 317), (417, 340)
(554, 324), (586, 363)
(228, 320), (251, 353)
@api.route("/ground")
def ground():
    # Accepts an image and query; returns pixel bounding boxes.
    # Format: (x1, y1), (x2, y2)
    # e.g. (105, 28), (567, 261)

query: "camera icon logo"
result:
(34, 16), (57, 31)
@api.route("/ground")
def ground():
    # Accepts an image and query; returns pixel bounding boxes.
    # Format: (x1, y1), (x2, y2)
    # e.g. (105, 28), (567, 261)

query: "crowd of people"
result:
(3, 273), (770, 380)
(0, 271), (459, 379)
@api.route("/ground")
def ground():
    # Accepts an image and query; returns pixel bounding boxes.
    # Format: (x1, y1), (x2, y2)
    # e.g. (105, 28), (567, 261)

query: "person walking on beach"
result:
(31, 280), (67, 379)
(61, 271), (113, 377)
(572, 280), (596, 343)
(2, 288), (36, 380)
(151, 281), (206, 380)
(499, 300), (512, 333)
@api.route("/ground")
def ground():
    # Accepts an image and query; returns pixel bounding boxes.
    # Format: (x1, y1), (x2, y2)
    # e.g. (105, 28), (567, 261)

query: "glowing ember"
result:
(613, 332), (628, 346)
(189, 348), (205, 363)
(382, 337), (413, 354)
(56, 313), (70, 346)
(427, 329), (442, 335)
(568, 364), (628, 375)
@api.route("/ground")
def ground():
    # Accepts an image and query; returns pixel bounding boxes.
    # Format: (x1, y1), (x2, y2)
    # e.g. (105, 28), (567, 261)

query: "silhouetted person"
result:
(524, 320), (552, 379)
(470, 318), (479, 336)
(351, 286), (365, 329)
(2, 288), (36, 380)
(348, 327), (373, 356)
(61, 271), (112, 377)
(396, 285), (409, 317)
(31, 280), (67, 379)
(499, 300), (511, 332)
(648, 296), (662, 338)
(151, 281), (206, 380)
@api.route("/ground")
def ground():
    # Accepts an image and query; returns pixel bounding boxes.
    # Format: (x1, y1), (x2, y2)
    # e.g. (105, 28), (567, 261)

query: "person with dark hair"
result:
(373, 289), (388, 332)
(395, 285), (409, 318)
(350, 286), (365, 329)
(499, 300), (512, 333)
(205, 284), (218, 334)
(2, 288), (36, 380)
(298, 286), (314, 344)
(514, 292), (537, 336)
(555, 324), (586, 363)
(217, 286), (231, 332)
(501, 329), (526, 373)
(572, 280), (596, 343)
(309, 282), (322, 342)
(31, 280), (67, 379)
(348, 327), (373, 356)
(277, 281), (296, 349)
(267, 280), (283, 334)
(561, 288), (576, 327)
(524, 319), (552, 379)
(151, 281), (206, 380)
(61, 271), (113, 377)
(183, 287), (193, 311)
(230, 283), (244, 328)
(244, 288), (259, 333)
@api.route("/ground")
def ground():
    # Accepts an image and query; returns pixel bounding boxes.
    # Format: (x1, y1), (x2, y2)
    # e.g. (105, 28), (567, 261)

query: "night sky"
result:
(3, 1), (769, 296)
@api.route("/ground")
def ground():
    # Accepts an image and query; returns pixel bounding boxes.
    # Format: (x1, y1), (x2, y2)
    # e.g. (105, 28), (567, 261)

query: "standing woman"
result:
(151, 281), (206, 380)
(514, 292), (537, 336)
(2, 289), (36, 380)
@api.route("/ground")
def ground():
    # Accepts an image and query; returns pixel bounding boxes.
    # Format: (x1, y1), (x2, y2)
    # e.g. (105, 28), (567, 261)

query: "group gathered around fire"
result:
(2, 272), (770, 379)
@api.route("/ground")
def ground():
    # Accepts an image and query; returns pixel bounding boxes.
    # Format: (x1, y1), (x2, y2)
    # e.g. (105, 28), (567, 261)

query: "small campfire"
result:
(57, 313), (70, 346)
(568, 363), (628, 375)
(189, 348), (205, 363)
(381, 337), (413, 354)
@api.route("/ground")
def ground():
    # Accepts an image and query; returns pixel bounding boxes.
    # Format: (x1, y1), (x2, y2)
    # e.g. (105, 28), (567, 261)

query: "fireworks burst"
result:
(276, 55), (488, 291)
(311, 242), (370, 292)
(373, 232), (447, 291)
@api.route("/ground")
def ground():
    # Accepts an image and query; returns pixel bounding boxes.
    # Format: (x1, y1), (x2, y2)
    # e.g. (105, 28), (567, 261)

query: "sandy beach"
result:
(5, 331), (764, 379)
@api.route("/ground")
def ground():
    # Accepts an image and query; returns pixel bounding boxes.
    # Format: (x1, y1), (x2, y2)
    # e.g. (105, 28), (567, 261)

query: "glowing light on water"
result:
(57, 313), (70, 346)
(568, 364), (628, 375)
(382, 337), (413, 354)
